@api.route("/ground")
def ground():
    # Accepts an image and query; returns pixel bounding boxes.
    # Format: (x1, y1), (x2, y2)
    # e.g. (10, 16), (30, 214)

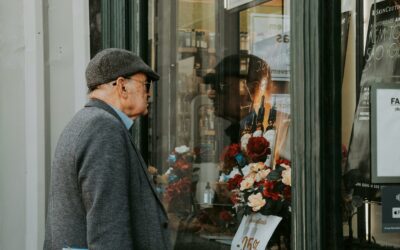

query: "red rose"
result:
(283, 185), (291, 201)
(262, 180), (280, 201)
(219, 210), (233, 222)
(246, 137), (271, 163)
(220, 144), (241, 173)
(178, 177), (192, 193)
(226, 174), (243, 190)
(276, 158), (291, 166)
(165, 177), (192, 203)
(174, 159), (191, 171)
(230, 192), (240, 205)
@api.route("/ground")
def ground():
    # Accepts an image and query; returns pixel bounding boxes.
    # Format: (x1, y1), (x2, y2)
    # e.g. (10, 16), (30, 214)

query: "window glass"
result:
(89, 0), (102, 57)
(151, 1), (291, 248)
(342, 0), (400, 248)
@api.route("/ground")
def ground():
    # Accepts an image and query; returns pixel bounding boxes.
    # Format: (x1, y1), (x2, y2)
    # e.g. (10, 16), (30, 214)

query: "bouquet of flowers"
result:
(152, 145), (199, 215)
(217, 131), (292, 247)
(219, 133), (291, 218)
(151, 145), (238, 234)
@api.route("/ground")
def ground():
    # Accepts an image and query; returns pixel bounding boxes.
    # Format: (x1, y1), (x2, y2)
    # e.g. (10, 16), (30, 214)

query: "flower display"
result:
(152, 145), (198, 214)
(218, 132), (291, 218)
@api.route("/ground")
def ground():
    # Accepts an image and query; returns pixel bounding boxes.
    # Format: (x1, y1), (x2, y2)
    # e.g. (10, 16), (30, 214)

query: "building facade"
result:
(1, 0), (400, 249)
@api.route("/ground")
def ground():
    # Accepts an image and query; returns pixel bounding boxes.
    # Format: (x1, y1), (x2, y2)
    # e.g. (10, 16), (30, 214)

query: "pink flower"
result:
(255, 169), (271, 182)
(250, 162), (266, 173)
(247, 193), (266, 212)
(240, 176), (255, 191)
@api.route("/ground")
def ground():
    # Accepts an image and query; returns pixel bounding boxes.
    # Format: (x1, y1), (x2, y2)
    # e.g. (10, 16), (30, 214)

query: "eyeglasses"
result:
(109, 77), (152, 93)
(129, 78), (152, 93)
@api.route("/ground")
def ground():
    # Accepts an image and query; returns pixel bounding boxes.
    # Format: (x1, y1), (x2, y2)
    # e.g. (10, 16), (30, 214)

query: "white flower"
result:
(255, 169), (271, 182)
(164, 167), (173, 175)
(252, 130), (263, 137)
(247, 193), (266, 212)
(282, 167), (291, 186)
(175, 145), (190, 154)
(250, 162), (265, 173)
(240, 133), (251, 151)
(240, 176), (255, 191)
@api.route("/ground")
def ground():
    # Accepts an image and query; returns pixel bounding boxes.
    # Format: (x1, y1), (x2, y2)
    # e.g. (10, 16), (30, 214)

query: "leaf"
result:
(274, 165), (285, 173)
(267, 171), (281, 181)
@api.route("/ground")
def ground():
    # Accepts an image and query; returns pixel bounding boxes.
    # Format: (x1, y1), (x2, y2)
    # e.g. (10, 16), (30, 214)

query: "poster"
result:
(345, 0), (400, 186)
(250, 14), (290, 81)
(371, 86), (400, 183)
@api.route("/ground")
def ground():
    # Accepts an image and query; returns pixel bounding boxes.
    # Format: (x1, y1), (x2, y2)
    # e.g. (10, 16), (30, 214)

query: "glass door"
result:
(342, 0), (400, 248)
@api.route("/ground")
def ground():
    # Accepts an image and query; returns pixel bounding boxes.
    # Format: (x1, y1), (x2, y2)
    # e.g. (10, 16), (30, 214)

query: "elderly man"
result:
(44, 48), (171, 250)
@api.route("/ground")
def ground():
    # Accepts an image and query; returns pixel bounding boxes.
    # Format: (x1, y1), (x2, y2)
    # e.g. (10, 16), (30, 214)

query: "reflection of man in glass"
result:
(204, 54), (272, 144)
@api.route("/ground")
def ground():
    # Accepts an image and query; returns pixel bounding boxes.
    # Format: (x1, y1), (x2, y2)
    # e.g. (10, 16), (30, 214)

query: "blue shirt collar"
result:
(108, 104), (134, 130)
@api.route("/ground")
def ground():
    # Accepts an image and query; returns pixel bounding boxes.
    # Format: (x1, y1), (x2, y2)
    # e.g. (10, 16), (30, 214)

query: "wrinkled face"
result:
(207, 76), (241, 121)
(122, 73), (151, 118)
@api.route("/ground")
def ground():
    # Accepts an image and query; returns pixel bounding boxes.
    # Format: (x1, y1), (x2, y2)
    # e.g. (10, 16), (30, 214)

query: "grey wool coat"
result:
(44, 98), (171, 250)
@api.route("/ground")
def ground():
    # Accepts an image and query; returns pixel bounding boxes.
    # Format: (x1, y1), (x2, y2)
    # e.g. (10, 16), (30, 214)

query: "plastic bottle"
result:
(203, 182), (214, 204)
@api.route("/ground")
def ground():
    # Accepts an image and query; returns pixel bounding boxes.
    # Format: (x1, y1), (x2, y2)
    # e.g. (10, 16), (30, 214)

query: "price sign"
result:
(231, 213), (282, 250)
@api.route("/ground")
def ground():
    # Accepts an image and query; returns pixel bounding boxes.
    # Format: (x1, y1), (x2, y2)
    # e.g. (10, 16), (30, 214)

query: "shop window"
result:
(342, 0), (400, 248)
(150, 0), (291, 249)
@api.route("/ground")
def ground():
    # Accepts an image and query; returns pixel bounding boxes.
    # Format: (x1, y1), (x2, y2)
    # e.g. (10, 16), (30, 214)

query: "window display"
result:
(151, 0), (291, 249)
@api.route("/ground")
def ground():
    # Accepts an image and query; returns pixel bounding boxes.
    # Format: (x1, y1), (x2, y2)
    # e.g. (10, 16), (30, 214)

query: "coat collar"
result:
(85, 98), (124, 125)
(84, 98), (167, 217)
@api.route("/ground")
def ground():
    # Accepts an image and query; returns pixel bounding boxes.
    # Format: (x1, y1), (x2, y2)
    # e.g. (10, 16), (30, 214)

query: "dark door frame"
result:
(290, 0), (343, 249)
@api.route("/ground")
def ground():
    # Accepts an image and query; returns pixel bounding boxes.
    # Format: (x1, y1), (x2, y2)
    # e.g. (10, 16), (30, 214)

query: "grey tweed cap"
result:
(85, 48), (160, 88)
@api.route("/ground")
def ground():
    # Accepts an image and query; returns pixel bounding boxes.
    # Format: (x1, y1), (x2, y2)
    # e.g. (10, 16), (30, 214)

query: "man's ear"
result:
(115, 77), (128, 96)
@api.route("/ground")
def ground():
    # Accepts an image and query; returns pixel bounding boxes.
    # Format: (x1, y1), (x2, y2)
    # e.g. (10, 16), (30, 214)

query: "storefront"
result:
(91, 0), (400, 249)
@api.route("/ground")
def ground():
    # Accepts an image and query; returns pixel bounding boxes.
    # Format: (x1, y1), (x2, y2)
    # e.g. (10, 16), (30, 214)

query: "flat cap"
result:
(85, 48), (160, 88)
